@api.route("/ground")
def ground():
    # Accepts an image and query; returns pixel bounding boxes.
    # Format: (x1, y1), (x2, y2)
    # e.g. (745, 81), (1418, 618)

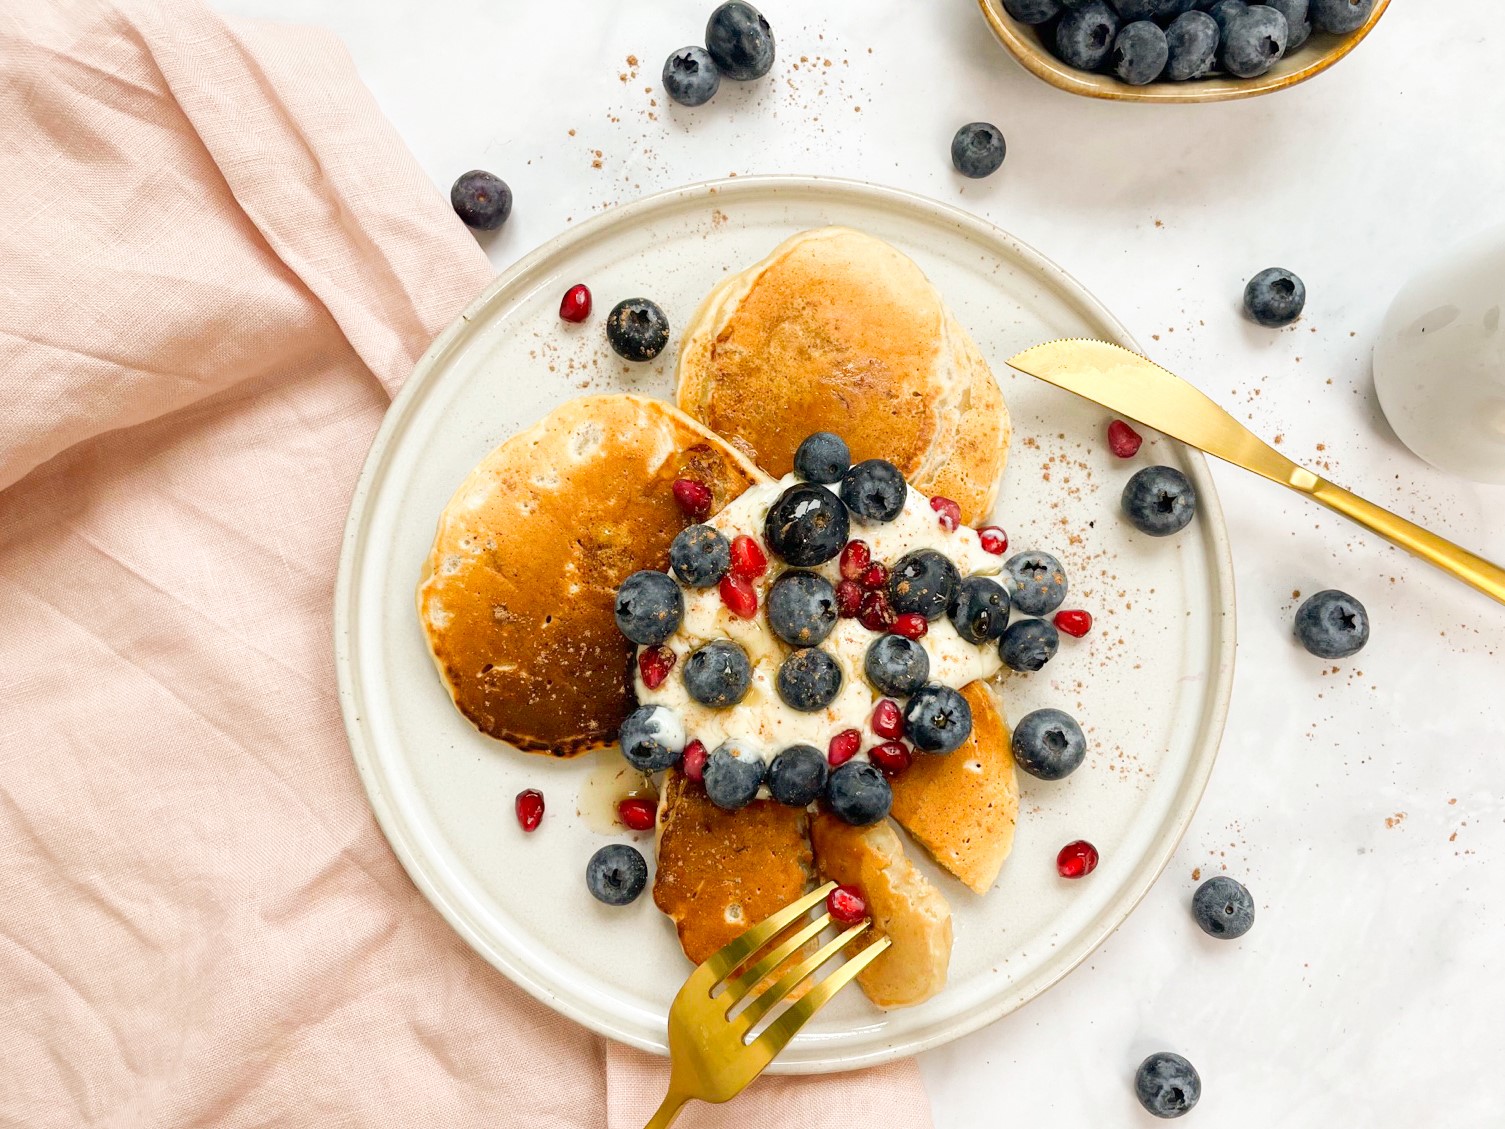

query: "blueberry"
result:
(662, 46), (721, 107)
(764, 482), (850, 566)
(705, 1), (775, 81)
(1121, 466), (1197, 537)
(948, 576), (1011, 644)
(586, 843), (648, 906)
(1011, 707), (1086, 780)
(450, 170), (512, 231)
(999, 618), (1060, 672)
(1206, 0), (1247, 37)
(1310, 0), (1371, 33)
(903, 683), (973, 754)
(767, 744), (829, 806)
(864, 634), (931, 697)
(1164, 11), (1219, 80)
(825, 761), (893, 826)
(1002, 0), (1062, 23)
(793, 432), (851, 484)
(1294, 589), (1369, 659)
(1266, 0), (1311, 48)
(669, 524), (731, 587)
(1112, 21), (1169, 84)
(606, 298), (671, 362)
(1055, 1), (1119, 71)
(704, 740), (766, 810)
(766, 570), (838, 646)
(1192, 875), (1256, 939)
(614, 570), (683, 645)
(950, 122), (1007, 179)
(683, 640), (753, 707)
(888, 549), (960, 621)
(1153, 0), (1197, 16)
(1115, 0), (1163, 18)
(1005, 551), (1068, 615)
(840, 459), (907, 524)
(1243, 266), (1306, 327)
(777, 648), (843, 712)
(1220, 4), (1287, 77)
(618, 704), (685, 772)
(1135, 1052), (1202, 1119)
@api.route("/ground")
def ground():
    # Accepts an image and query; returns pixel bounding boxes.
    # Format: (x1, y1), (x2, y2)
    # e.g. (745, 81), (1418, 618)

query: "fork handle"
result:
(1305, 476), (1505, 605)
(644, 1091), (688, 1129)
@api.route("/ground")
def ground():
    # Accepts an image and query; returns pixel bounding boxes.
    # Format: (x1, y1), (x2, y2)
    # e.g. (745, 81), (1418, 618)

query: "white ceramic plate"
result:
(334, 176), (1236, 1073)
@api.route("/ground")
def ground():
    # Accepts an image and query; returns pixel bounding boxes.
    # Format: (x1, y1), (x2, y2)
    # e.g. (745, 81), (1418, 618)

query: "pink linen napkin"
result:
(0, 3), (936, 1126)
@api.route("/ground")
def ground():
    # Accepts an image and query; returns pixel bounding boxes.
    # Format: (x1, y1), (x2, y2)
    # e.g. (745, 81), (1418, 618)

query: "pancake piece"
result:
(676, 226), (1010, 524)
(888, 681), (1019, 894)
(418, 395), (765, 757)
(809, 813), (953, 1009)
(653, 769), (814, 964)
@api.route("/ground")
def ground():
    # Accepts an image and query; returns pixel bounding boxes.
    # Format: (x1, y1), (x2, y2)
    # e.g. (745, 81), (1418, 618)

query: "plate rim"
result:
(333, 174), (1238, 1073)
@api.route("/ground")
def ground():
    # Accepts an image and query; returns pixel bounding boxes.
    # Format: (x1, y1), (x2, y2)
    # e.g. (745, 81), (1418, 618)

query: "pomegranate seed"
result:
(857, 590), (895, 633)
(559, 283), (592, 323)
(719, 574), (758, 618)
(827, 884), (868, 925)
(858, 562), (889, 591)
(835, 579), (863, 618)
(672, 478), (712, 521)
(1107, 420), (1143, 459)
(682, 739), (708, 782)
(1057, 839), (1099, 879)
(638, 645), (676, 689)
(827, 729), (862, 766)
(514, 789), (544, 833)
(977, 526), (1008, 555)
(871, 698), (904, 739)
(892, 612), (928, 640)
(930, 495), (962, 531)
(729, 534), (768, 580)
(1053, 609), (1093, 638)
(839, 540), (872, 580)
(618, 796), (657, 831)
(869, 740), (912, 778)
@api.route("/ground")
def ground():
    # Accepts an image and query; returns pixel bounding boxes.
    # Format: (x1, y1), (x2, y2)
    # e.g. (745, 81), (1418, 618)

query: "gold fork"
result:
(644, 880), (891, 1128)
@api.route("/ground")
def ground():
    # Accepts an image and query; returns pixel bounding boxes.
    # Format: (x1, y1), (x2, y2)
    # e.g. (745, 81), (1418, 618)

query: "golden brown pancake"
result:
(809, 811), (953, 1009)
(418, 395), (766, 757)
(653, 769), (814, 964)
(676, 226), (1010, 524)
(888, 681), (1019, 894)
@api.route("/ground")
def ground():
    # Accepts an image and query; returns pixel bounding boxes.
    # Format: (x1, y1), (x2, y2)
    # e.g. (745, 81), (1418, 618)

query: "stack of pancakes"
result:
(420, 228), (1017, 1009)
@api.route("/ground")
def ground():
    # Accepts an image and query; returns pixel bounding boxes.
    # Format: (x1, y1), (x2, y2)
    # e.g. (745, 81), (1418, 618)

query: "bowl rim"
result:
(977, 0), (1391, 104)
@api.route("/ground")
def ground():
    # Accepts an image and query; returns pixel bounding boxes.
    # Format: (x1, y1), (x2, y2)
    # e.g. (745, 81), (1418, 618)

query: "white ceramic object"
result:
(334, 176), (1236, 1073)
(1373, 225), (1505, 484)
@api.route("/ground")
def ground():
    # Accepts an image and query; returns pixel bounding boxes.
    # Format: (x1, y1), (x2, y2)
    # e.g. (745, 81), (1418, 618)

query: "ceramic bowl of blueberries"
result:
(978, 0), (1389, 103)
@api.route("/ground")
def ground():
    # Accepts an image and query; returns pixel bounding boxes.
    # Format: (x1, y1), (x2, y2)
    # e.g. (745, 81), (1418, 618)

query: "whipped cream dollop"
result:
(634, 474), (1005, 764)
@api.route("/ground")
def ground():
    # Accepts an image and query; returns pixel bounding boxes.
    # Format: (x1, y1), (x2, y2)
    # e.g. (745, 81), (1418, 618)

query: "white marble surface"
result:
(216, 0), (1505, 1123)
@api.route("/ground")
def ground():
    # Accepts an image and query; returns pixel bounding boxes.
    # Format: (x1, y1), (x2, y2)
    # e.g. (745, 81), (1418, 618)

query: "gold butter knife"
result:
(1008, 339), (1505, 606)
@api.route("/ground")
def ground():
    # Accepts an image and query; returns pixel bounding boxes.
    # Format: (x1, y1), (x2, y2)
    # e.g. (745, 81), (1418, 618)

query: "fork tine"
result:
(719, 912), (832, 1007)
(748, 934), (892, 1061)
(731, 922), (869, 1036)
(702, 881), (836, 980)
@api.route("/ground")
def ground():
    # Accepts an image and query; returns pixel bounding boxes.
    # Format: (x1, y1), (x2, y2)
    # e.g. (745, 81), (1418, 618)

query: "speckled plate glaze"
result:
(334, 176), (1236, 1073)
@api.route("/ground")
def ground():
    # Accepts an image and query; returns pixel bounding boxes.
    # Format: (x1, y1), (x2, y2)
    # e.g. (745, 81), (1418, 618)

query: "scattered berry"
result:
(683, 639), (753, 707)
(617, 797), (657, 831)
(559, 283), (592, 322)
(948, 576), (1011, 644)
(1192, 875), (1256, 939)
(793, 431), (851, 484)
(764, 482), (850, 566)
(828, 729), (862, 767)
(1108, 419), (1144, 458)
(892, 612), (929, 640)
(1122, 465), (1198, 536)
(930, 495), (962, 531)
(515, 789), (544, 833)
(1011, 708), (1086, 780)
(977, 526), (1009, 555)
(450, 170), (512, 230)
(766, 570), (838, 647)
(1053, 609), (1093, 638)
(869, 740), (913, 778)
(1005, 551), (1068, 616)
(1244, 266), (1306, 327)
(827, 884), (868, 925)
(585, 843), (648, 906)
(1294, 589), (1369, 659)
(840, 459), (907, 523)
(670, 524), (730, 587)
(856, 589), (897, 633)
(904, 683), (974, 754)
(614, 570), (684, 646)
(870, 698), (905, 739)
(728, 533), (768, 580)
(704, 739), (767, 810)
(777, 648), (844, 712)
(1135, 1052), (1201, 1119)
(999, 618), (1060, 672)
(950, 122), (1006, 179)
(619, 704), (685, 772)
(682, 738), (708, 782)
(864, 635), (930, 698)
(606, 297), (671, 362)
(662, 46), (721, 107)
(835, 578), (864, 617)
(1056, 839), (1099, 878)
(858, 561), (890, 591)
(889, 549), (960, 621)
(637, 645), (676, 690)
(839, 539), (872, 580)
(671, 477), (713, 521)
(767, 744), (830, 806)
(825, 761), (893, 826)
(705, 0), (776, 81)
(718, 573), (758, 619)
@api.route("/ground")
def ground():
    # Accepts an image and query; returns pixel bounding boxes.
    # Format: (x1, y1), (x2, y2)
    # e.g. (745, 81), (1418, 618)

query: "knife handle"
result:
(1306, 477), (1505, 606)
